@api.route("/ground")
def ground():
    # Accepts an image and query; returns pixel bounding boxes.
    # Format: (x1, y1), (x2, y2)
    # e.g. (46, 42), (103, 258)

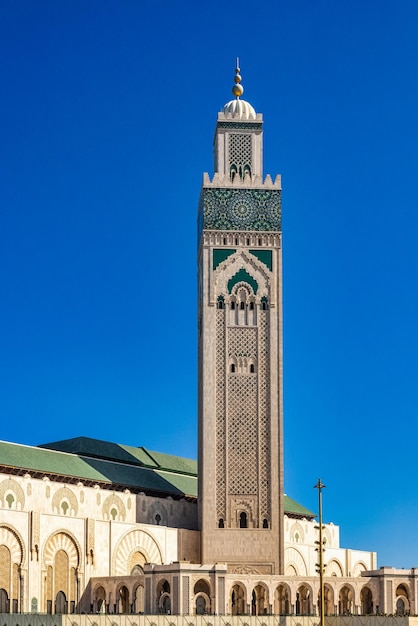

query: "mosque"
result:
(0, 64), (417, 618)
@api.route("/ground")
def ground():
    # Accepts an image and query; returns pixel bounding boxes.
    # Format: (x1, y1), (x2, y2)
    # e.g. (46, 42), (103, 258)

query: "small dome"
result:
(223, 98), (256, 120)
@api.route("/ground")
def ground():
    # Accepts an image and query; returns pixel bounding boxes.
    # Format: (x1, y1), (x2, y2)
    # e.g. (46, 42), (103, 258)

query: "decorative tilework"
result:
(200, 188), (281, 232)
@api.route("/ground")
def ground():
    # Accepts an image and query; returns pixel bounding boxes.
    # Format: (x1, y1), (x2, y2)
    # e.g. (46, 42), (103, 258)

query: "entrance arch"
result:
(274, 584), (290, 614)
(296, 585), (311, 615)
(55, 591), (67, 614)
(118, 585), (129, 613)
(231, 583), (246, 616)
(0, 589), (9, 613)
(339, 585), (354, 615)
(194, 579), (211, 615)
(252, 583), (269, 615)
(157, 579), (171, 614)
(318, 584), (334, 616)
(395, 584), (410, 615)
(361, 587), (373, 614)
(94, 586), (106, 613)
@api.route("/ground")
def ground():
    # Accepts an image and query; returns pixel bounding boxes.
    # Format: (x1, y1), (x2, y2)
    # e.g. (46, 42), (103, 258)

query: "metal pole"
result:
(314, 478), (326, 626)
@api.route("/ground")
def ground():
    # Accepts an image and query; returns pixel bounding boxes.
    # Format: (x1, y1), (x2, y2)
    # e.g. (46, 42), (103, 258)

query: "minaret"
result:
(198, 62), (284, 574)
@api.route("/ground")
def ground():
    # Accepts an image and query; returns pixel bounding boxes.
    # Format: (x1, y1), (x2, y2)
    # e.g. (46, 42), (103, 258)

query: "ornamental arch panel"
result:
(102, 494), (126, 521)
(289, 521), (305, 544)
(51, 487), (78, 517)
(0, 479), (25, 510)
(284, 547), (308, 576)
(43, 531), (80, 569)
(352, 561), (367, 577)
(0, 525), (25, 567)
(113, 529), (162, 576)
(326, 558), (344, 577)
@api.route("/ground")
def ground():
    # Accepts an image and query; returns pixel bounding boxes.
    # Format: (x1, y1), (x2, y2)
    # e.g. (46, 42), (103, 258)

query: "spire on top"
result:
(222, 58), (256, 120)
(232, 57), (244, 99)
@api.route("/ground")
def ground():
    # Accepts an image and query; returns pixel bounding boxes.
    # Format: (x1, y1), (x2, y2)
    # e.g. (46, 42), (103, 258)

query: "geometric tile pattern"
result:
(200, 187), (281, 232)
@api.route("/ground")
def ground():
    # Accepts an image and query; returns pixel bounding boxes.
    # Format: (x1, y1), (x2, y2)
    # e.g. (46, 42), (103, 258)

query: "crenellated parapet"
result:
(202, 171), (281, 188)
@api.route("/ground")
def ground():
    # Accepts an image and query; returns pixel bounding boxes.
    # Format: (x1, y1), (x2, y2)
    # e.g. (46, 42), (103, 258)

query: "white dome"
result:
(222, 98), (256, 120)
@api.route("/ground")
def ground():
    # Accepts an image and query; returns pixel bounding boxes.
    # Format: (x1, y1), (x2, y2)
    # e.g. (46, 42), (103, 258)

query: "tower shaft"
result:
(197, 80), (284, 574)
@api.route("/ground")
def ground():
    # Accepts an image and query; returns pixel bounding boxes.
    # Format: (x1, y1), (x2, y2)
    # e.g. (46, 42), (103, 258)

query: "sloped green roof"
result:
(284, 494), (315, 518)
(39, 437), (159, 468)
(0, 437), (315, 513)
(0, 440), (197, 498)
(144, 449), (197, 476)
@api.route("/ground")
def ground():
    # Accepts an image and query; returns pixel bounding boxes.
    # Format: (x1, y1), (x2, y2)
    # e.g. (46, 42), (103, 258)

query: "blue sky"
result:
(1, 0), (418, 568)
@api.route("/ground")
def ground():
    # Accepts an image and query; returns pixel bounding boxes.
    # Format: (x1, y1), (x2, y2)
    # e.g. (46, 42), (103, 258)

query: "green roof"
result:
(284, 494), (315, 518)
(0, 439), (197, 498)
(0, 436), (314, 514)
(39, 437), (159, 468)
(144, 449), (197, 476)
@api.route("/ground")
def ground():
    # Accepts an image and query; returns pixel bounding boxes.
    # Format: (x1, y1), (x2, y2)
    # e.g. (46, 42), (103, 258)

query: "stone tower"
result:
(198, 63), (284, 574)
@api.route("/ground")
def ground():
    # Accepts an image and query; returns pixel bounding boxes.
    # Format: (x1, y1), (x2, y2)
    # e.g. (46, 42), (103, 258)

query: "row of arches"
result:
(229, 583), (377, 616)
(150, 579), (386, 616)
(93, 584), (144, 615)
(217, 291), (268, 327)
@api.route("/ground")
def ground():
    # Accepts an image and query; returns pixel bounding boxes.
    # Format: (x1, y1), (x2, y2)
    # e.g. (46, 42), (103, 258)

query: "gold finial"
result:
(232, 56), (244, 98)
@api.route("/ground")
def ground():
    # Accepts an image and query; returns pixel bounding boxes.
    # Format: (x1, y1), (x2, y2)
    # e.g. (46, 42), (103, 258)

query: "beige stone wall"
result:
(136, 493), (197, 530)
(0, 471), (182, 613)
(284, 516), (376, 577)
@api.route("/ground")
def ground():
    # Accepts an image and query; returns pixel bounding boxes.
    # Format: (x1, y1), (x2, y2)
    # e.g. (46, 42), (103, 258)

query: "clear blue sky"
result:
(1, 0), (418, 569)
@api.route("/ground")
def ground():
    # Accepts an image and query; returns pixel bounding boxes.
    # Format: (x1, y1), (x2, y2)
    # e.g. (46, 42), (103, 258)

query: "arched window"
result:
(240, 301), (245, 310)
(155, 514), (161, 525)
(230, 301), (235, 310)
(218, 518), (224, 528)
(249, 301), (254, 310)
(217, 296), (225, 309)
(250, 364), (255, 373)
(239, 512), (248, 528)
(261, 297), (269, 311)
(262, 518), (269, 528)
(230, 364), (235, 373)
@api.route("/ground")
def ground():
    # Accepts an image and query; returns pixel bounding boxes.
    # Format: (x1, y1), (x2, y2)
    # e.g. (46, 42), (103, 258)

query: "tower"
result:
(198, 63), (284, 574)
